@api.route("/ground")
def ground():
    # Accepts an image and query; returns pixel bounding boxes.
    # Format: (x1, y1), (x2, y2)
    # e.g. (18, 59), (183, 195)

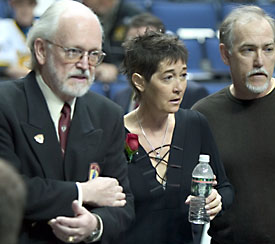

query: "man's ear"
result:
(132, 73), (145, 92)
(219, 43), (231, 66)
(34, 38), (47, 65)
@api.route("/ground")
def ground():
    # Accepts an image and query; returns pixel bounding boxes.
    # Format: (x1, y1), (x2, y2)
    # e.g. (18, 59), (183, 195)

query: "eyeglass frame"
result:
(45, 40), (106, 66)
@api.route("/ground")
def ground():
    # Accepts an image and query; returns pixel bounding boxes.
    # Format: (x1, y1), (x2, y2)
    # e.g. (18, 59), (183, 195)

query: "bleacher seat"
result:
(151, 2), (218, 33)
(183, 39), (212, 81)
(184, 39), (203, 72)
(221, 3), (241, 19)
(0, 0), (13, 18)
(258, 3), (275, 18)
(90, 82), (107, 97)
(124, 0), (152, 10)
(204, 38), (230, 77)
(90, 76), (129, 100)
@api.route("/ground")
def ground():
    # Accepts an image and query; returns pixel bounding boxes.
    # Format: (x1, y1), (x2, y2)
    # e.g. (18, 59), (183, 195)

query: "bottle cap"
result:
(199, 154), (210, 162)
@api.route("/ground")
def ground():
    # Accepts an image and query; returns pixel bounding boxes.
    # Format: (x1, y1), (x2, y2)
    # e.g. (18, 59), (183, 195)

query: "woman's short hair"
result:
(122, 31), (188, 101)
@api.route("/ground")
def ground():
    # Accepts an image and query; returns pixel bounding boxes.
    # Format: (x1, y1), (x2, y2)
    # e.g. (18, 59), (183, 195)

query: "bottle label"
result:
(191, 177), (213, 197)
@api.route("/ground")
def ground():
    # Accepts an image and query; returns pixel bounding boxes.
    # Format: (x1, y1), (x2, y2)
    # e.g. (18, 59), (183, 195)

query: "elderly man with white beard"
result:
(0, 0), (134, 243)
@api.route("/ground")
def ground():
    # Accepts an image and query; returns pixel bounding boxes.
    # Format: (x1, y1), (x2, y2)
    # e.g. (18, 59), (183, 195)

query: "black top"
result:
(122, 109), (233, 244)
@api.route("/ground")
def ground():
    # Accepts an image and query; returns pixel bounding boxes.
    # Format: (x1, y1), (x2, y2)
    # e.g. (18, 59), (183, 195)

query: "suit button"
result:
(31, 222), (37, 227)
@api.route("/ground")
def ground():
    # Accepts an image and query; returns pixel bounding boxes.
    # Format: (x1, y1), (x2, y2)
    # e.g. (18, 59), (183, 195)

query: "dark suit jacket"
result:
(113, 80), (209, 114)
(0, 71), (134, 244)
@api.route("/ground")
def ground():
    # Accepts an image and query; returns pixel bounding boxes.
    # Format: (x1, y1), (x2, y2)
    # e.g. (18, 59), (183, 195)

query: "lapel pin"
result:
(89, 163), (100, 180)
(34, 134), (44, 144)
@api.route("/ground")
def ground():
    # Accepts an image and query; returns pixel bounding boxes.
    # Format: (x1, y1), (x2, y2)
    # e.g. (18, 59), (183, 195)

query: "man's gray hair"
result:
(27, 0), (103, 70)
(219, 5), (275, 53)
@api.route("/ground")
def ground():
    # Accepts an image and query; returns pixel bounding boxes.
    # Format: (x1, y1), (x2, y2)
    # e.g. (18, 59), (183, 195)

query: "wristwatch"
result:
(84, 215), (102, 243)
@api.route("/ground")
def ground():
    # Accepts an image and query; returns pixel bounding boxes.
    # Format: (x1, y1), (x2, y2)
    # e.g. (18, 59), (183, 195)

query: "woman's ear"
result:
(219, 43), (230, 66)
(132, 73), (145, 92)
(34, 38), (47, 65)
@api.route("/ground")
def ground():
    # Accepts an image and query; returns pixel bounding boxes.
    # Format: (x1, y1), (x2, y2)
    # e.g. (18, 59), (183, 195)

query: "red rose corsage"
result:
(125, 133), (139, 163)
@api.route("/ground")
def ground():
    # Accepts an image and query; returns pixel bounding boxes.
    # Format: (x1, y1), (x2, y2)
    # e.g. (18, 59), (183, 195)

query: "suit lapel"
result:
(21, 72), (64, 179)
(63, 96), (103, 181)
(21, 73), (104, 181)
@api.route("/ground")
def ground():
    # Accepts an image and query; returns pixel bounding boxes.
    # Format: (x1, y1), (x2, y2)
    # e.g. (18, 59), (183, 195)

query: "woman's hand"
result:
(212, 174), (217, 187)
(185, 174), (222, 222)
(205, 189), (222, 220)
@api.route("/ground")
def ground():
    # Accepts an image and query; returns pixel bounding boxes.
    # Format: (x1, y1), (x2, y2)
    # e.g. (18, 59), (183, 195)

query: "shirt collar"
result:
(35, 72), (76, 122)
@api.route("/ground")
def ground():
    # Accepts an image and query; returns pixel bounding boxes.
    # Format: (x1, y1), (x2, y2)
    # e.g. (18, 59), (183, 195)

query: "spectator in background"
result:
(82, 0), (142, 83)
(124, 12), (166, 39)
(0, 158), (26, 244)
(113, 12), (209, 114)
(0, 0), (37, 79)
(192, 5), (275, 243)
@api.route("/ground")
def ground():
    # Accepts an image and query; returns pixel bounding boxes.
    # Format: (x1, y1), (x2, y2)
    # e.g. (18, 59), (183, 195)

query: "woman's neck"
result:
(135, 105), (170, 131)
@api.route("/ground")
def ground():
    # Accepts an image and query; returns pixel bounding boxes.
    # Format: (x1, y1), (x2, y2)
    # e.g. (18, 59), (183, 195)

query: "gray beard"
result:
(47, 54), (95, 98)
(245, 79), (269, 94)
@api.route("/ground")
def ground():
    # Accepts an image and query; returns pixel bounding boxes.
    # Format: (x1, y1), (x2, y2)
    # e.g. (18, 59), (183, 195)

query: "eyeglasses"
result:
(46, 40), (106, 66)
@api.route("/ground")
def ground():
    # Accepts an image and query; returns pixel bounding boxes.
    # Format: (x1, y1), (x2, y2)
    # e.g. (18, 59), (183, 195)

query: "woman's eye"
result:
(181, 73), (187, 78)
(164, 75), (173, 81)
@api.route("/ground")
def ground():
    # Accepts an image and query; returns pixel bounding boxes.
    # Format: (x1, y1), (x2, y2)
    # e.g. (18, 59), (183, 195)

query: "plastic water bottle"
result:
(189, 154), (214, 224)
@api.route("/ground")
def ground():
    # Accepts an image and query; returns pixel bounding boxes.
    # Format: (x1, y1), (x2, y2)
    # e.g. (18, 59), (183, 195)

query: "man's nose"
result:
(76, 53), (90, 70)
(254, 50), (264, 67)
